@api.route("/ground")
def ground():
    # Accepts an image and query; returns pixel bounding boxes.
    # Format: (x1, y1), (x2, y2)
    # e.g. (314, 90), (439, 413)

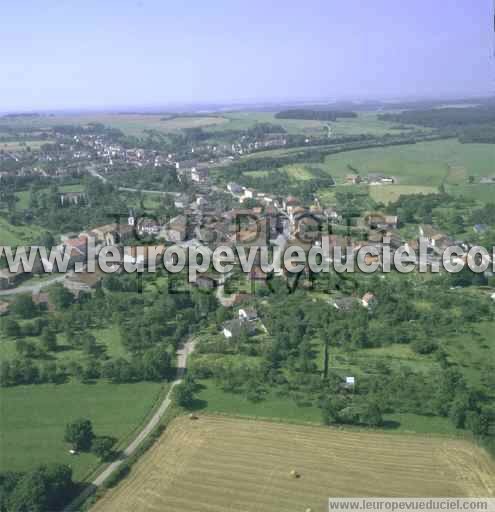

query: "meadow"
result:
(191, 380), (460, 435)
(0, 381), (166, 480)
(369, 185), (438, 204)
(91, 415), (495, 512)
(14, 183), (85, 211)
(316, 139), (494, 186)
(0, 217), (45, 246)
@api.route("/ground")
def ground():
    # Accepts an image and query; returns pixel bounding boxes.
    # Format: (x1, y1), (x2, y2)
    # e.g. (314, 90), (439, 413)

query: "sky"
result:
(0, 0), (493, 111)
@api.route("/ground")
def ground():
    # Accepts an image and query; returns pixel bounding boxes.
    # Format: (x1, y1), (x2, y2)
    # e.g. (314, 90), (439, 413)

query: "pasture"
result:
(91, 415), (495, 512)
(0, 381), (166, 480)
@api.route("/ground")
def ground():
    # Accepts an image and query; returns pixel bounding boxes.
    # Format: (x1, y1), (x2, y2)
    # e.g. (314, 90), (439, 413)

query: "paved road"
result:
(65, 337), (197, 511)
(87, 165), (180, 197)
(0, 274), (68, 297)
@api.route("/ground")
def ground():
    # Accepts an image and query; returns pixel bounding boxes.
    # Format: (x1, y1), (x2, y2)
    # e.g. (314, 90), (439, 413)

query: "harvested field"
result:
(92, 415), (495, 512)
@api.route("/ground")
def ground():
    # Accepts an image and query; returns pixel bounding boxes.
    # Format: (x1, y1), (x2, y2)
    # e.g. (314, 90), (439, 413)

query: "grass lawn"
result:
(0, 381), (167, 480)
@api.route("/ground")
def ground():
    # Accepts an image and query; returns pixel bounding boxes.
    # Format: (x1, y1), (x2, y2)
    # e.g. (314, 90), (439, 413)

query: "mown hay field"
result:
(92, 415), (495, 512)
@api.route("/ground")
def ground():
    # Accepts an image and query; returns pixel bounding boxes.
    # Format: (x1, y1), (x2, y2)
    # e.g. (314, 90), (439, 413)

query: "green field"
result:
(0, 324), (126, 365)
(0, 217), (45, 246)
(0, 381), (166, 480)
(283, 164), (314, 180)
(302, 139), (495, 205)
(14, 184), (85, 211)
(445, 184), (495, 203)
(0, 140), (53, 151)
(194, 380), (460, 435)
(369, 185), (438, 204)
(317, 140), (495, 186)
(208, 111), (421, 137)
(0, 114), (228, 137)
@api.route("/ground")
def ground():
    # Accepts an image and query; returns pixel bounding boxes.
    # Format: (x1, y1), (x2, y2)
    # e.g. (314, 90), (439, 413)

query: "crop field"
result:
(0, 381), (166, 480)
(92, 415), (495, 512)
(0, 114), (228, 136)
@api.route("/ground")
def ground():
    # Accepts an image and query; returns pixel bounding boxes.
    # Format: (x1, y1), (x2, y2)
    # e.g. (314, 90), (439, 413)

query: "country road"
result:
(0, 274), (68, 297)
(87, 165), (180, 197)
(65, 337), (197, 511)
